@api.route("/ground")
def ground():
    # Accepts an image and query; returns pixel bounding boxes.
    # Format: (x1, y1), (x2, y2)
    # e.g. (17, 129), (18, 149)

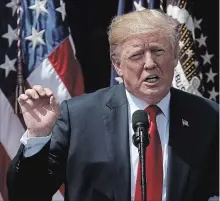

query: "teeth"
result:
(147, 75), (158, 79)
(146, 78), (158, 83)
(145, 76), (159, 83)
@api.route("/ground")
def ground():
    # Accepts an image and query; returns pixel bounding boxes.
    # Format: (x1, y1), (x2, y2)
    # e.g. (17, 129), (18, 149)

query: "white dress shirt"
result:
(20, 132), (52, 157)
(126, 90), (170, 201)
(20, 90), (171, 201)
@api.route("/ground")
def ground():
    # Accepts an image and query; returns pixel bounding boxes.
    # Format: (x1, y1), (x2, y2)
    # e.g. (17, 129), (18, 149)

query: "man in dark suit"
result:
(7, 9), (218, 201)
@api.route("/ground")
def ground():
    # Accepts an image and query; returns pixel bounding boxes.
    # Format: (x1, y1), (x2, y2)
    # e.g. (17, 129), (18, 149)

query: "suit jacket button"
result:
(15, 160), (20, 172)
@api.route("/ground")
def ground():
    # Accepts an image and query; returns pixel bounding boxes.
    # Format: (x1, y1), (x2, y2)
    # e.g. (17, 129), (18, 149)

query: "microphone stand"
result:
(133, 127), (150, 201)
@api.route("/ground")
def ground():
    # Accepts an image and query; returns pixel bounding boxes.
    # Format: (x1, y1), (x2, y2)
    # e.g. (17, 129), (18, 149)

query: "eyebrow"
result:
(130, 43), (144, 48)
(149, 43), (165, 48)
(130, 42), (165, 47)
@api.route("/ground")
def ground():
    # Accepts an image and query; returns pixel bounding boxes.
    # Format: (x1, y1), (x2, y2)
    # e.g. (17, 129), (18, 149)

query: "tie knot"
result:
(145, 105), (161, 120)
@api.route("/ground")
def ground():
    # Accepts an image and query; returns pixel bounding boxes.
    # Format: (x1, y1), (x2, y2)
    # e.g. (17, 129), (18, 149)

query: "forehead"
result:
(121, 32), (171, 50)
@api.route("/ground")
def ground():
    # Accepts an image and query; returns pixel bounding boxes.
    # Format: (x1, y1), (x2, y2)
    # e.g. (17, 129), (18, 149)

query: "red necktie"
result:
(134, 105), (163, 201)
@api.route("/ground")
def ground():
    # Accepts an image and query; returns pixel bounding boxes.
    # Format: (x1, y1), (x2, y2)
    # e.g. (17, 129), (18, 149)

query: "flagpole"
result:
(15, 0), (25, 114)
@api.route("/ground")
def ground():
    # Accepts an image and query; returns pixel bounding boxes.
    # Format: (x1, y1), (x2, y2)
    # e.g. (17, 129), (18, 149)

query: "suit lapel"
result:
(102, 86), (193, 201)
(166, 147), (190, 201)
(166, 88), (191, 201)
(103, 84), (131, 201)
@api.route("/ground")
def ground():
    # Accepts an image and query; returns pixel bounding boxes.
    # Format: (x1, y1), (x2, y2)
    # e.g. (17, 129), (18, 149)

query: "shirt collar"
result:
(125, 89), (170, 119)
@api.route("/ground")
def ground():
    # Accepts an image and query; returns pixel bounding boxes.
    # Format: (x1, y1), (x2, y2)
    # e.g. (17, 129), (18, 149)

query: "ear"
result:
(111, 55), (123, 76)
(173, 57), (178, 68)
(173, 43), (180, 67)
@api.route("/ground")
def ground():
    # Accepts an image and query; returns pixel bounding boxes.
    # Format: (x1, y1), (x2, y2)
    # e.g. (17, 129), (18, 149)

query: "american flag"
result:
(110, 0), (219, 103)
(0, 0), (84, 200)
(166, 0), (219, 103)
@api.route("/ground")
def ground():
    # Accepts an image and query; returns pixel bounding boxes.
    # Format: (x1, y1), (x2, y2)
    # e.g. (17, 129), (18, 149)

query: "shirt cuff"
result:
(208, 196), (219, 201)
(20, 131), (52, 157)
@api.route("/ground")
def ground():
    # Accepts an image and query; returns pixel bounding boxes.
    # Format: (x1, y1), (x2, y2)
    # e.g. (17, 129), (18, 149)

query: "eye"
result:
(130, 52), (144, 60)
(152, 49), (165, 56)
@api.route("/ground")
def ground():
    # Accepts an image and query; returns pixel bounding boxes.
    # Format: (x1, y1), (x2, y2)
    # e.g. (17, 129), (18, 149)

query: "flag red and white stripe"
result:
(0, 36), (84, 201)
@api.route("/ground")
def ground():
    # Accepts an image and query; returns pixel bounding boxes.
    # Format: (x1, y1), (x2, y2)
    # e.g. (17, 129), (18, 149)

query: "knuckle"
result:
(33, 85), (44, 93)
(44, 88), (53, 95)
(33, 84), (42, 89)
(18, 94), (23, 99)
(17, 96), (22, 101)
(44, 87), (50, 91)
(25, 89), (32, 94)
(25, 89), (37, 97)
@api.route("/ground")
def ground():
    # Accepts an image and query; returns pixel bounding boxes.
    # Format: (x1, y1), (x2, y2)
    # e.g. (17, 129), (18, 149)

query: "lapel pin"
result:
(182, 119), (189, 127)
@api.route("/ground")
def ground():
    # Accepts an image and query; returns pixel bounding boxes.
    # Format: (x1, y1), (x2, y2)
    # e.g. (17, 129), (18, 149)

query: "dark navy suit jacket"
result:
(7, 83), (219, 201)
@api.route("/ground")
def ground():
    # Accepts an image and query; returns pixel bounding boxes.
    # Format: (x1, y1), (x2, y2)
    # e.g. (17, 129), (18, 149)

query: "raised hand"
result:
(18, 85), (60, 137)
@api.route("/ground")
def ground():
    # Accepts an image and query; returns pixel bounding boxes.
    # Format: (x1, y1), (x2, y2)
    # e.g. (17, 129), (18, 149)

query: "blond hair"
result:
(108, 9), (180, 60)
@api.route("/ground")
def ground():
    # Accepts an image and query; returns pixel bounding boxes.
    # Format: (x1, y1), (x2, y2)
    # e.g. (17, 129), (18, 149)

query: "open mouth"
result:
(144, 75), (159, 83)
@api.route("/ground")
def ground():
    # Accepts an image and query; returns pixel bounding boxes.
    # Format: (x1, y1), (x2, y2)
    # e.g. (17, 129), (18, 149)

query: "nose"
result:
(144, 52), (157, 70)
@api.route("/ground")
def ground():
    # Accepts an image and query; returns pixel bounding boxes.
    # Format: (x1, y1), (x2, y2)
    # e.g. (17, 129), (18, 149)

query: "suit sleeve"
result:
(193, 104), (219, 201)
(7, 100), (71, 201)
(205, 105), (219, 198)
(206, 114), (219, 197)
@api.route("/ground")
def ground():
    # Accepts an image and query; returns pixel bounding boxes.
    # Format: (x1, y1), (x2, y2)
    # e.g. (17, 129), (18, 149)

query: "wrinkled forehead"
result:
(121, 32), (170, 49)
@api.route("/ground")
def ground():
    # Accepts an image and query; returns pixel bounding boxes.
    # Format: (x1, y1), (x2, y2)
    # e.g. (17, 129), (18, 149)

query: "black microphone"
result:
(132, 110), (150, 148)
(132, 110), (150, 201)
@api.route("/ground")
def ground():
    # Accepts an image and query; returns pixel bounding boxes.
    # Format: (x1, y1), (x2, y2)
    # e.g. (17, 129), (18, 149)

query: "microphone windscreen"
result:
(132, 110), (149, 131)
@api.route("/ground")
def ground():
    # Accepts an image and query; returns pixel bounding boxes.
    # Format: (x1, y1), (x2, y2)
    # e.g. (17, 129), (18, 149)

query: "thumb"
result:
(50, 95), (60, 116)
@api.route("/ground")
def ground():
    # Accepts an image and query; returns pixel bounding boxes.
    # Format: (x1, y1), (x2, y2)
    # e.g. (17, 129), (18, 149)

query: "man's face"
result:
(114, 32), (178, 104)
